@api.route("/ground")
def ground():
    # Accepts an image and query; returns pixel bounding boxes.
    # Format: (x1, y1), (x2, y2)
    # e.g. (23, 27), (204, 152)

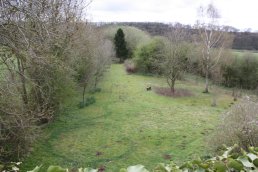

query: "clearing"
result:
(21, 64), (233, 171)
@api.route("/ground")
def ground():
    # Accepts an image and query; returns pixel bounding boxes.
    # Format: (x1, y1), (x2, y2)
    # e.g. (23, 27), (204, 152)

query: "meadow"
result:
(232, 49), (258, 58)
(21, 64), (234, 171)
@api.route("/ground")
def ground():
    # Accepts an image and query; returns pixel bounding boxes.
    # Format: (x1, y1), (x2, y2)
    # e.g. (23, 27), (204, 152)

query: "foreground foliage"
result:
(2, 146), (258, 172)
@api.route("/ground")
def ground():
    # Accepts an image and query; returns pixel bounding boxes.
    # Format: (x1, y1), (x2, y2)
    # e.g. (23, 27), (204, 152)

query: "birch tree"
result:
(196, 3), (230, 93)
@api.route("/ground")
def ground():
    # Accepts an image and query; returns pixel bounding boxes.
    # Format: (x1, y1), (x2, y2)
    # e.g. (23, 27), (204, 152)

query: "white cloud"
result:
(88, 0), (258, 31)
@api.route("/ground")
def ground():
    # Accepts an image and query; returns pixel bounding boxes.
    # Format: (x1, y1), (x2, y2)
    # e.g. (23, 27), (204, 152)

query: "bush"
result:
(221, 53), (258, 89)
(133, 37), (166, 74)
(124, 59), (137, 73)
(210, 97), (258, 151)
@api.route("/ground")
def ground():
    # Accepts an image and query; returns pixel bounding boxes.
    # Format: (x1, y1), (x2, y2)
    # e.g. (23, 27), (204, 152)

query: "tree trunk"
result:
(204, 66), (209, 93)
(82, 84), (86, 105)
(204, 74), (209, 93)
(17, 58), (28, 105)
(171, 79), (175, 93)
(94, 76), (98, 89)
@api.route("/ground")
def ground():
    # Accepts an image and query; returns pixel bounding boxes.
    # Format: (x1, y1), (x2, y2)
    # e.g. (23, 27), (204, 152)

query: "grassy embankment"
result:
(21, 64), (233, 171)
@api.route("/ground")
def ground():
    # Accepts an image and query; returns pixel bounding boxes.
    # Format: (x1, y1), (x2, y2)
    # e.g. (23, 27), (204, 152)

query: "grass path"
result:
(21, 64), (233, 171)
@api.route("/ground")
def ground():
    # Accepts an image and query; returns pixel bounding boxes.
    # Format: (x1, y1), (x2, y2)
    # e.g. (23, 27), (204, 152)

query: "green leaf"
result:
(198, 163), (209, 169)
(81, 168), (98, 172)
(214, 161), (227, 172)
(168, 161), (180, 171)
(192, 159), (202, 165)
(47, 166), (67, 172)
(179, 162), (193, 170)
(0, 164), (4, 171)
(248, 147), (255, 153)
(222, 145), (237, 158)
(12, 166), (20, 171)
(252, 159), (258, 167)
(228, 159), (244, 171)
(194, 168), (205, 172)
(27, 165), (41, 172)
(127, 165), (149, 172)
(230, 153), (240, 159)
(119, 168), (127, 172)
(238, 156), (254, 168)
(154, 163), (167, 172)
(247, 153), (258, 161)
(254, 147), (258, 152)
(154, 163), (171, 172)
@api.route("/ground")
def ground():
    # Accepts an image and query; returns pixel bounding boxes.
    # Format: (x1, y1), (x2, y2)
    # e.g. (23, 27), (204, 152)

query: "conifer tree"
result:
(114, 28), (128, 62)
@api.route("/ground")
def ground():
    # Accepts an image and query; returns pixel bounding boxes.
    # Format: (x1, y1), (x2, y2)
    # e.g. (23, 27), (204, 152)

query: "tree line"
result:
(101, 22), (258, 51)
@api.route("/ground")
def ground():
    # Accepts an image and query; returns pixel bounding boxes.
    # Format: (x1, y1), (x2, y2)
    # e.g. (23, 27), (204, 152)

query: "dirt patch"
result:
(154, 87), (193, 98)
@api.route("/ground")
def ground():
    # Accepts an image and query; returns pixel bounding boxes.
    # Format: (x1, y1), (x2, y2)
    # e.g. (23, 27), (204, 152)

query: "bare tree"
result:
(162, 26), (190, 93)
(0, 0), (96, 161)
(196, 3), (231, 93)
(72, 25), (113, 106)
(93, 38), (113, 89)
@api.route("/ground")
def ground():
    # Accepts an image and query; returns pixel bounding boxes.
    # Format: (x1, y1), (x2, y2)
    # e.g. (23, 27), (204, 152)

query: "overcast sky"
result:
(88, 0), (258, 31)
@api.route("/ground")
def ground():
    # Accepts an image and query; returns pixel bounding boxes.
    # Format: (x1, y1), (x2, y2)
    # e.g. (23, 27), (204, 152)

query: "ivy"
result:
(2, 145), (258, 172)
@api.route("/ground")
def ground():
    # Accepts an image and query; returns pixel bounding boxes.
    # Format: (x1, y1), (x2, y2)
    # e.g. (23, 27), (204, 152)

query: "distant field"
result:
(232, 49), (258, 58)
(21, 64), (233, 171)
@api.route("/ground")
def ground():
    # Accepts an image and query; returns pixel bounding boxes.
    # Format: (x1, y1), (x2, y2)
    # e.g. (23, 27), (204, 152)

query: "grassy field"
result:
(232, 49), (258, 58)
(21, 64), (234, 171)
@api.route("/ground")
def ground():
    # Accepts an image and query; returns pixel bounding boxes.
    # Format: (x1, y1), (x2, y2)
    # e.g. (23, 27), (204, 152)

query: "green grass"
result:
(21, 64), (233, 171)
(232, 49), (258, 58)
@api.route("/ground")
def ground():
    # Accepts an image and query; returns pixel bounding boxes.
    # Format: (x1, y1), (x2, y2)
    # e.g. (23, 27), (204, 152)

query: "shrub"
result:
(210, 97), (258, 151)
(124, 59), (137, 73)
(133, 37), (166, 74)
(221, 53), (258, 89)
